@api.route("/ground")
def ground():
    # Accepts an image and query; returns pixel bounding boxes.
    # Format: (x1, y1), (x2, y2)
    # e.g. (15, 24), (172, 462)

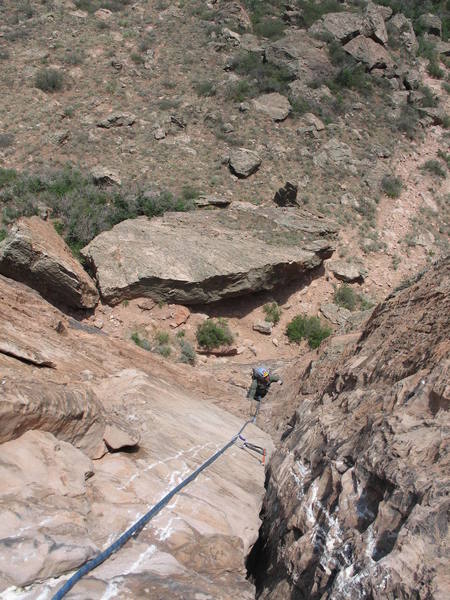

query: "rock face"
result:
(249, 258), (449, 599)
(0, 273), (272, 598)
(329, 260), (366, 283)
(309, 12), (364, 43)
(343, 35), (393, 70)
(253, 92), (292, 121)
(81, 205), (337, 305)
(229, 147), (262, 177)
(388, 14), (418, 54)
(273, 181), (299, 207)
(0, 216), (99, 309)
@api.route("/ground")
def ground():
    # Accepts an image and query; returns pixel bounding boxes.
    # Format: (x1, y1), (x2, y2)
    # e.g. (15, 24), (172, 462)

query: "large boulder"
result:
(309, 12), (364, 44)
(329, 259), (366, 283)
(364, 1), (388, 45)
(229, 147), (262, 177)
(249, 258), (450, 600)
(343, 35), (394, 70)
(388, 13), (418, 54)
(417, 13), (442, 37)
(81, 205), (337, 305)
(252, 92), (292, 121)
(0, 216), (99, 309)
(265, 30), (335, 83)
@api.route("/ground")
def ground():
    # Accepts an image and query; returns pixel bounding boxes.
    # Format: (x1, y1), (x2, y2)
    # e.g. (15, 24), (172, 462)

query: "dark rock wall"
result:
(250, 258), (449, 600)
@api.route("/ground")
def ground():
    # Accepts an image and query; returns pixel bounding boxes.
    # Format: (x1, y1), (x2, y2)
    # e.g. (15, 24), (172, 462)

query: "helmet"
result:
(255, 366), (270, 380)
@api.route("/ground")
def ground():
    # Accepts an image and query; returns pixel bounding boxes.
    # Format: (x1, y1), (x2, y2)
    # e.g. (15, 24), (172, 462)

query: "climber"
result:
(247, 365), (282, 403)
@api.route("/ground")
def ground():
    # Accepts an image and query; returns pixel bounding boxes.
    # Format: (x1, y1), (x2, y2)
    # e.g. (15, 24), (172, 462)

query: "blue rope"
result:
(51, 408), (260, 600)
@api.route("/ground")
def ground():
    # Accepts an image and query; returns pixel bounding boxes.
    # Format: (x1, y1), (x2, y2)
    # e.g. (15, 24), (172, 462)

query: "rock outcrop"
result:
(229, 147), (262, 177)
(250, 258), (449, 599)
(0, 272), (272, 598)
(81, 205), (337, 305)
(343, 35), (394, 70)
(0, 216), (99, 309)
(253, 93), (292, 121)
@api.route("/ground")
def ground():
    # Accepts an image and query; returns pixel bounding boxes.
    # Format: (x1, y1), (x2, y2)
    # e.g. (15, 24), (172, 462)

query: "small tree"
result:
(381, 174), (402, 198)
(35, 68), (64, 93)
(196, 318), (234, 350)
(263, 302), (281, 324)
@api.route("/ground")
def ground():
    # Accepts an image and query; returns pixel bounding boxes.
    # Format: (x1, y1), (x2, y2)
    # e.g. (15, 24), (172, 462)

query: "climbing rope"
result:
(51, 403), (264, 600)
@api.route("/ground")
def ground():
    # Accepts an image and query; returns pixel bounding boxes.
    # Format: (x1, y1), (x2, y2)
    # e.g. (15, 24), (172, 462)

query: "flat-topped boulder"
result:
(0, 216), (99, 309)
(81, 205), (337, 305)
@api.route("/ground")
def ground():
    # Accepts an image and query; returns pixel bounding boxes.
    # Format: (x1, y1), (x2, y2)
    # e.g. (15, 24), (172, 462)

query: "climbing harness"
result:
(51, 404), (265, 600)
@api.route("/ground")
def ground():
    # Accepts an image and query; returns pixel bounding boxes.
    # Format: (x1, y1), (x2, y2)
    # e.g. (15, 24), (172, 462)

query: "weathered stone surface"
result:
(273, 181), (298, 207)
(0, 377), (105, 458)
(103, 423), (139, 450)
(253, 321), (273, 335)
(97, 112), (136, 128)
(309, 12), (364, 44)
(320, 302), (351, 326)
(91, 166), (121, 186)
(195, 194), (232, 208)
(81, 205), (337, 305)
(388, 13), (418, 54)
(303, 112), (325, 131)
(169, 305), (190, 328)
(253, 92), (291, 121)
(0, 274), (273, 598)
(229, 147), (262, 177)
(417, 13), (442, 37)
(265, 30), (335, 83)
(329, 260), (366, 282)
(251, 258), (450, 600)
(0, 216), (99, 309)
(364, 1), (388, 45)
(343, 35), (394, 70)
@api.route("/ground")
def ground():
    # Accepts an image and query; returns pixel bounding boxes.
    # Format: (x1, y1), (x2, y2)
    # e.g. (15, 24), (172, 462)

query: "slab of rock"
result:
(196, 345), (238, 356)
(91, 166), (121, 186)
(81, 205), (337, 305)
(0, 430), (96, 589)
(169, 305), (190, 328)
(252, 92), (291, 121)
(0, 378), (105, 458)
(320, 302), (351, 326)
(303, 112), (325, 131)
(388, 13), (418, 54)
(195, 194), (232, 208)
(97, 112), (136, 128)
(137, 298), (156, 311)
(0, 217), (99, 309)
(229, 148), (262, 178)
(329, 260), (366, 283)
(265, 30), (335, 83)
(253, 321), (273, 335)
(343, 35), (394, 70)
(103, 424), (139, 450)
(309, 12), (364, 43)
(273, 181), (298, 207)
(364, 1), (388, 45)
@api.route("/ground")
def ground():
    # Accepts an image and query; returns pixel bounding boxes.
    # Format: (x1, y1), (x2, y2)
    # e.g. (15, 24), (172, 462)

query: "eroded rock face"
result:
(251, 258), (449, 599)
(81, 205), (337, 305)
(0, 216), (99, 309)
(343, 35), (394, 70)
(253, 93), (292, 121)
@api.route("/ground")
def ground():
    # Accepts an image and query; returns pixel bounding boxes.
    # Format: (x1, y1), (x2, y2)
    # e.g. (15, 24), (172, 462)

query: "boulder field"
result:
(249, 257), (449, 599)
(0, 274), (272, 598)
(81, 204), (337, 305)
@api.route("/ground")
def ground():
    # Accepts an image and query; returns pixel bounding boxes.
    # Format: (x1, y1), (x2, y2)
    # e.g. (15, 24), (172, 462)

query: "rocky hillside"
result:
(249, 256), (449, 599)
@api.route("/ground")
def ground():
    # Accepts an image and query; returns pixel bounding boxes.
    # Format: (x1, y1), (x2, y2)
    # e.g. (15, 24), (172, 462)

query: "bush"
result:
(156, 344), (171, 358)
(179, 339), (196, 365)
(334, 284), (357, 311)
(75, 0), (132, 12)
(395, 105), (420, 139)
(381, 174), (403, 198)
(228, 51), (294, 98)
(427, 60), (445, 79)
(421, 159), (447, 178)
(437, 149), (450, 168)
(263, 302), (281, 324)
(196, 318), (234, 349)
(0, 228), (7, 242)
(155, 330), (170, 345)
(194, 80), (216, 97)
(35, 68), (64, 92)
(331, 64), (372, 94)
(253, 18), (286, 40)
(0, 134), (14, 148)
(286, 315), (331, 349)
(131, 332), (151, 351)
(64, 49), (85, 65)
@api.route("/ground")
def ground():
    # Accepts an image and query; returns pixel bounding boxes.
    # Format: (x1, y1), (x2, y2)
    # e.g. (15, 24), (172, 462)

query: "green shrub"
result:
(131, 332), (151, 351)
(286, 314), (331, 349)
(395, 105), (420, 140)
(437, 149), (450, 168)
(420, 85), (439, 108)
(194, 80), (216, 97)
(63, 49), (85, 65)
(381, 174), (403, 198)
(156, 344), (171, 358)
(0, 50), (10, 60)
(418, 36), (438, 61)
(179, 339), (196, 365)
(331, 64), (372, 94)
(427, 60), (445, 79)
(228, 51), (294, 98)
(225, 80), (253, 102)
(181, 185), (200, 200)
(75, 0), (132, 12)
(263, 302), (281, 324)
(253, 18), (286, 39)
(0, 134), (14, 148)
(35, 68), (64, 92)
(155, 330), (170, 345)
(0, 228), (7, 243)
(334, 284), (357, 311)
(196, 318), (234, 349)
(421, 159), (447, 178)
